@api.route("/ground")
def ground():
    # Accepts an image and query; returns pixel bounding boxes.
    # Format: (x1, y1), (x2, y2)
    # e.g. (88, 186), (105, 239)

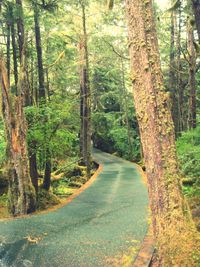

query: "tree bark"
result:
(10, 14), (18, 93)
(6, 23), (11, 83)
(187, 5), (196, 129)
(16, 0), (24, 62)
(176, 5), (185, 132)
(29, 141), (38, 193)
(42, 146), (51, 191)
(79, 0), (91, 178)
(125, 0), (197, 265)
(169, 8), (179, 136)
(33, 1), (45, 100)
(33, 1), (52, 189)
(0, 55), (36, 216)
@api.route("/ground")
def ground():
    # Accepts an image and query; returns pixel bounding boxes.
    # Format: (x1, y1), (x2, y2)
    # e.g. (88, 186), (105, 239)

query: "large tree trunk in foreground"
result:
(79, 0), (91, 178)
(0, 55), (36, 216)
(125, 1), (198, 265)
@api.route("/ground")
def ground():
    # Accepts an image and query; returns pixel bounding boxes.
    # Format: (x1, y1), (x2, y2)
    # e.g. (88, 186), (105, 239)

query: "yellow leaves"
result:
(24, 235), (42, 244)
(24, 232), (48, 244)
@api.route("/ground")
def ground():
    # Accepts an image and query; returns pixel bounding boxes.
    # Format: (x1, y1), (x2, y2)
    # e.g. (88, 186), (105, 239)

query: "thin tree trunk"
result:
(169, 8), (179, 136)
(29, 142), (38, 193)
(33, 1), (52, 189)
(10, 17), (18, 93)
(33, 1), (45, 100)
(187, 5), (196, 129)
(125, 0), (197, 265)
(16, 0), (24, 61)
(176, 5), (184, 132)
(43, 146), (51, 191)
(79, 0), (91, 178)
(6, 23), (11, 83)
(0, 55), (36, 216)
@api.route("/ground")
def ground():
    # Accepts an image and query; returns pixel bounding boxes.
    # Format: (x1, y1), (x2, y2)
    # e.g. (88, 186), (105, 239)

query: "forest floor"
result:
(0, 150), (149, 267)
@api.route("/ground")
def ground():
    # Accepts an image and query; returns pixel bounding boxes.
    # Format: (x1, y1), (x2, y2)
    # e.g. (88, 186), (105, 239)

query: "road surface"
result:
(0, 150), (149, 267)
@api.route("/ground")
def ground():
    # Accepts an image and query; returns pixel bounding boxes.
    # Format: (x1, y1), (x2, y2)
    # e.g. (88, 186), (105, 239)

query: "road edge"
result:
(0, 162), (103, 222)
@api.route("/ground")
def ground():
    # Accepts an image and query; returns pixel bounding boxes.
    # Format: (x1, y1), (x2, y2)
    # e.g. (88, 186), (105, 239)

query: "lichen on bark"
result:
(125, 0), (200, 265)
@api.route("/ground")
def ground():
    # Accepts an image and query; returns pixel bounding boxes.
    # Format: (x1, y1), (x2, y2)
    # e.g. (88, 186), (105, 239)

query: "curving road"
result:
(0, 150), (149, 267)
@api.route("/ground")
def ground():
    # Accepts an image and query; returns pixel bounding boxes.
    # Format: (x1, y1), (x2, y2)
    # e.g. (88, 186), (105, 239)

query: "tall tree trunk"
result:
(176, 5), (185, 132)
(10, 16), (18, 93)
(125, 1), (197, 265)
(33, 1), (51, 189)
(169, 8), (179, 136)
(6, 23), (11, 83)
(16, 0), (24, 61)
(79, 0), (91, 178)
(29, 141), (38, 193)
(43, 146), (51, 191)
(16, 0), (38, 191)
(33, 1), (45, 100)
(0, 55), (36, 216)
(187, 5), (196, 129)
(192, 0), (200, 43)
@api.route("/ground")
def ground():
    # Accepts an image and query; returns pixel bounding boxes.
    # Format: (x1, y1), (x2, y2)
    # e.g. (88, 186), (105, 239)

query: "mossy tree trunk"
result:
(0, 55), (36, 216)
(125, 0), (197, 265)
(16, 0), (38, 191)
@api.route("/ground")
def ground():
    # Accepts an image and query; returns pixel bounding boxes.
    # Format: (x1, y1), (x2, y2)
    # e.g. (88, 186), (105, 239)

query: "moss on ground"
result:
(0, 161), (98, 217)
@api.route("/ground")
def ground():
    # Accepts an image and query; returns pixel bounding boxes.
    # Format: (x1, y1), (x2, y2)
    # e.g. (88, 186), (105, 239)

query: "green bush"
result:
(92, 112), (140, 161)
(177, 127), (200, 187)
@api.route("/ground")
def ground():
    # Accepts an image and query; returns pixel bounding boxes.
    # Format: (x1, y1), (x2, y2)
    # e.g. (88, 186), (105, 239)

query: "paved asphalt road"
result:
(0, 150), (149, 267)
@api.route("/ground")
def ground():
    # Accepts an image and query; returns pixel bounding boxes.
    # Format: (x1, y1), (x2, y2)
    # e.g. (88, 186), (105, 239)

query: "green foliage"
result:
(92, 111), (140, 161)
(25, 97), (79, 171)
(177, 126), (200, 215)
(0, 193), (8, 207)
(177, 127), (200, 185)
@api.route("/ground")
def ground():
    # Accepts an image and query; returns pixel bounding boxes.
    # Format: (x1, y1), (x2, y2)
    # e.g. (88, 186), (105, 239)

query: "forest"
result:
(0, 0), (200, 266)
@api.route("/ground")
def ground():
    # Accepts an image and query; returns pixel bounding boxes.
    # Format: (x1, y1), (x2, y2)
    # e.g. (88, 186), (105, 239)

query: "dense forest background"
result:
(0, 0), (199, 243)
